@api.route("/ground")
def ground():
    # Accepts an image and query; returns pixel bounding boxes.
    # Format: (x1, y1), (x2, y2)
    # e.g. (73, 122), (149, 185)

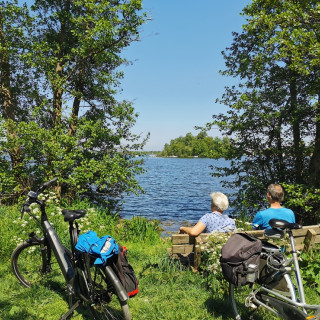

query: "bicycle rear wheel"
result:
(11, 241), (69, 288)
(90, 299), (130, 320)
(85, 265), (131, 320)
(229, 282), (261, 320)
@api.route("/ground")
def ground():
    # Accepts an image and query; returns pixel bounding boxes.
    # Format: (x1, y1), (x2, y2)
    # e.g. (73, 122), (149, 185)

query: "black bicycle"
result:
(11, 178), (131, 320)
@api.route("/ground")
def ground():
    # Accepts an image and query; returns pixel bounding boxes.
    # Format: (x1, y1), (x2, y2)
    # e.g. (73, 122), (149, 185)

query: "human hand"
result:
(178, 227), (186, 234)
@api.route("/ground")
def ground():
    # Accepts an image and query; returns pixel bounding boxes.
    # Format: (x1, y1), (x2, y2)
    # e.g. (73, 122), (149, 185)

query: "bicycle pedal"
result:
(248, 302), (258, 310)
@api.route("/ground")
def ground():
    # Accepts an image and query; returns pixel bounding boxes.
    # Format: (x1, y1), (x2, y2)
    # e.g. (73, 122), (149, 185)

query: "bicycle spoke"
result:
(86, 266), (130, 320)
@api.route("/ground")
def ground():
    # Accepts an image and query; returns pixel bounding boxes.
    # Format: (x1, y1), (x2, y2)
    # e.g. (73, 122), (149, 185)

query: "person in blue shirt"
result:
(252, 184), (295, 230)
(178, 192), (235, 236)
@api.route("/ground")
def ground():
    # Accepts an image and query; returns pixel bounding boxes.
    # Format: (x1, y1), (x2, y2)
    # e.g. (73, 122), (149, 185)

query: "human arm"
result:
(251, 212), (262, 229)
(178, 221), (206, 236)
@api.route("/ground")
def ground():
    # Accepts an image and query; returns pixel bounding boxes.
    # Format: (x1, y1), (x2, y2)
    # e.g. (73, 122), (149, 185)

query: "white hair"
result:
(210, 192), (229, 212)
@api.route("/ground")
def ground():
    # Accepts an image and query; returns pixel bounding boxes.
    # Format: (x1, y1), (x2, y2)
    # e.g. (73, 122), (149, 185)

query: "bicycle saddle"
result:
(269, 219), (302, 230)
(62, 209), (87, 222)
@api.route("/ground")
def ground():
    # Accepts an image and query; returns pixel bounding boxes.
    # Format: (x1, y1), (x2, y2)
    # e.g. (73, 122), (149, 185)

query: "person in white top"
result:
(178, 192), (235, 236)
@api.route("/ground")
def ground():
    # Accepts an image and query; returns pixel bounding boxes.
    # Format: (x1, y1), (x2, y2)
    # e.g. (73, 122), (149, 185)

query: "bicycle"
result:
(229, 219), (320, 320)
(11, 178), (131, 320)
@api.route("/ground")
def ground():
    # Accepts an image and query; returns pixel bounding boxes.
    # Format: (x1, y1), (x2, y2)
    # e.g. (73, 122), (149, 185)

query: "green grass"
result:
(0, 204), (230, 319)
(1, 203), (320, 320)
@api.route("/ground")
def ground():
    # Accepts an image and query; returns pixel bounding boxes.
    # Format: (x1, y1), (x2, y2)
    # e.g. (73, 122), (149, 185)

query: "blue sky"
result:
(117, 0), (250, 151)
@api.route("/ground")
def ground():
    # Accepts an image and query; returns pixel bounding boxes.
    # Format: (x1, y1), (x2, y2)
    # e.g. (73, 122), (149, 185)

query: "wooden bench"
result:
(168, 225), (320, 269)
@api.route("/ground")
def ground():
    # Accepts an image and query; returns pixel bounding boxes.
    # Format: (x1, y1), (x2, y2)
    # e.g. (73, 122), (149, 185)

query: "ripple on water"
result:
(120, 157), (234, 233)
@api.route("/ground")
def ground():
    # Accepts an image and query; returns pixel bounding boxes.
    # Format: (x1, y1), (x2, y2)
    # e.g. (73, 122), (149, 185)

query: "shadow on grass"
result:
(0, 280), (92, 320)
(204, 295), (266, 320)
(204, 295), (234, 319)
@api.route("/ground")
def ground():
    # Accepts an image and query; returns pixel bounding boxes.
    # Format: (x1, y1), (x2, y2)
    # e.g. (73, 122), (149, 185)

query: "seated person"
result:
(252, 184), (295, 230)
(178, 192), (235, 236)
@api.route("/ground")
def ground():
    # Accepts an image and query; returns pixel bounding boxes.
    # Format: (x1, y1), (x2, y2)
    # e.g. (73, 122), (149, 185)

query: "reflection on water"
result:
(120, 157), (234, 234)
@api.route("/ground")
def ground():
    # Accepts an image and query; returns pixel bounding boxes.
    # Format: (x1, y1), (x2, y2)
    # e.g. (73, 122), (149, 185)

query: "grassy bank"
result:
(1, 202), (319, 319)
(0, 202), (230, 320)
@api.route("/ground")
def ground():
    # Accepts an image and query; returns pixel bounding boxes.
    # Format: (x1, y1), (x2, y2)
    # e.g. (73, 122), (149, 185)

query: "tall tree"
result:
(212, 0), (320, 223)
(0, 1), (38, 193)
(0, 0), (147, 208)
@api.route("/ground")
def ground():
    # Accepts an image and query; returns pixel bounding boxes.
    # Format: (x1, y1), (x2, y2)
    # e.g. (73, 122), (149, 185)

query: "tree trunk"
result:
(68, 71), (84, 136)
(275, 115), (285, 182)
(51, 0), (71, 128)
(0, 8), (21, 174)
(309, 92), (320, 188)
(289, 75), (303, 183)
(52, 61), (64, 127)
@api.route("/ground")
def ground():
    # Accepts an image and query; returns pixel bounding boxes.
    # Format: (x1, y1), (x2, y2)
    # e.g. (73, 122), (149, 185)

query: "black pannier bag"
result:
(111, 245), (139, 297)
(220, 233), (262, 287)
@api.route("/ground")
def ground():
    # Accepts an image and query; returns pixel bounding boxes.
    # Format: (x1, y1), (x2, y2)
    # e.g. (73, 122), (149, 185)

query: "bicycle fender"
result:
(104, 266), (129, 302)
(260, 293), (307, 320)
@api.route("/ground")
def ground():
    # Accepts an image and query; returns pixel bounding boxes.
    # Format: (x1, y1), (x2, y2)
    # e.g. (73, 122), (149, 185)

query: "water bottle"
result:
(246, 264), (258, 283)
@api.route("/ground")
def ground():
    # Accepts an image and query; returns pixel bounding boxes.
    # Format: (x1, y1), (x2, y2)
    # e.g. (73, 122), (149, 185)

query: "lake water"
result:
(119, 157), (234, 235)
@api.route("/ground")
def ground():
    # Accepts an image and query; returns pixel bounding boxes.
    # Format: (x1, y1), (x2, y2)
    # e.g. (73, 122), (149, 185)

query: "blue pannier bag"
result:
(75, 230), (100, 253)
(75, 230), (119, 266)
(92, 235), (119, 266)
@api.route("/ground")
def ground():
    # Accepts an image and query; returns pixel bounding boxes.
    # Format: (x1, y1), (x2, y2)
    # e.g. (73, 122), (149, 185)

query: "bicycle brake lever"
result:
(21, 203), (31, 218)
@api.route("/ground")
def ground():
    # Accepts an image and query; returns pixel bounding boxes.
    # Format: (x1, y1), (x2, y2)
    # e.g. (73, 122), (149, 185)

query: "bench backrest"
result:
(170, 225), (320, 268)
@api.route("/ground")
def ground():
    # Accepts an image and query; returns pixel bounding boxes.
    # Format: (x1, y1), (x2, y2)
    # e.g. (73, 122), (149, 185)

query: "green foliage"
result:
(117, 216), (161, 244)
(300, 249), (320, 294)
(0, 0), (148, 209)
(158, 132), (232, 158)
(282, 183), (320, 224)
(199, 232), (231, 295)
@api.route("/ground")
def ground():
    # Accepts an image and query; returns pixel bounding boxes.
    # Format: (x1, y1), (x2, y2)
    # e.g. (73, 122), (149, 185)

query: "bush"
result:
(198, 232), (232, 295)
(300, 249), (320, 294)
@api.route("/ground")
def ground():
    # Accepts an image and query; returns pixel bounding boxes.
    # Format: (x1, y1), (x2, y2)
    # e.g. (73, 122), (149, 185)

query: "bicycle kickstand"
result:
(59, 300), (81, 320)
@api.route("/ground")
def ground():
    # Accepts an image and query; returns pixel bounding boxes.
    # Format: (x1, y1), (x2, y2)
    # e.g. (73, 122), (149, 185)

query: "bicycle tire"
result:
(11, 241), (70, 289)
(229, 278), (302, 320)
(87, 265), (131, 320)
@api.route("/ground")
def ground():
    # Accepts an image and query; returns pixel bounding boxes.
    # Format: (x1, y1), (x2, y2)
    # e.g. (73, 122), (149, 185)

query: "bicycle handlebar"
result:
(37, 177), (58, 193)
(21, 178), (58, 217)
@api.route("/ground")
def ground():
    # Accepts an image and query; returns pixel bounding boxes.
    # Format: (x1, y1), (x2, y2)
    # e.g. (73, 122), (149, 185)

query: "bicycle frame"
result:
(35, 201), (75, 284)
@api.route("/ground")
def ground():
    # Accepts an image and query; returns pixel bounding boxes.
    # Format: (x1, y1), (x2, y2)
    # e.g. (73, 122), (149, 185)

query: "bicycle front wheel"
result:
(11, 241), (68, 288)
(229, 279), (305, 320)
(229, 282), (287, 320)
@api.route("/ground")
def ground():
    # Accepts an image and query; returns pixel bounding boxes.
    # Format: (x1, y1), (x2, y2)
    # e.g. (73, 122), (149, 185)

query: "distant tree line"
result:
(158, 132), (232, 158)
